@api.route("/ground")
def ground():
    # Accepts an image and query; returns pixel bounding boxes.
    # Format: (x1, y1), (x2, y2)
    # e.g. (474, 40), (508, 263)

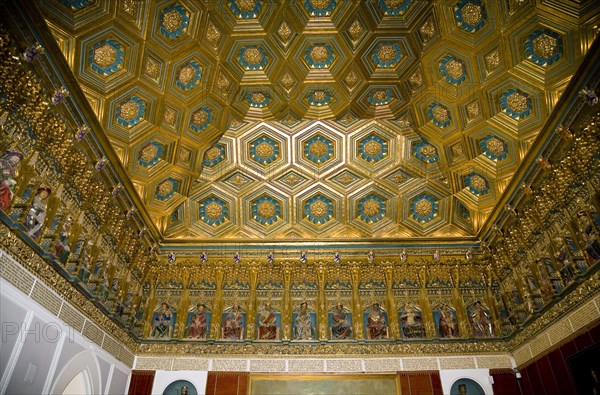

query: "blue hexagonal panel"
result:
(303, 0), (337, 17)
(378, 0), (413, 16)
(357, 194), (387, 224)
(304, 194), (334, 225)
(412, 141), (439, 164)
(155, 177), (179, 201)
(439, 55), (466, 85)
(410, 193), (439, 223)
(88, 39), (124, 76)
(371, 42), (403, 68)
(138, 141), (164, 167)
(358, 134), (388, 164)
(203, 143), (226, 168)
(159, 3), (190, 39)
(500, 88), (532, 120)
(303, 134), (335, 165)
(464, 172), (489, 196)
(480, 134), (508, 161)
(116, 96), (146, 127)
(229, 0), (263, 19)
(249, 135), (280, 166)
(251, 195), (282, 226)
(453, 0), (487, 33)
(190, 106), (214, 132)
(199, 196), (229, 227)
(525, 29), (563, 67)
(427, 102), (452, 128)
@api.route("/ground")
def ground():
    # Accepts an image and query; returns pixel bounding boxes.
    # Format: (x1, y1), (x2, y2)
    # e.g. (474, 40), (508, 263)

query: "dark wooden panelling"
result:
(490, 371), (521, 395)
(398, 371), (443, 395)
(206, 372), (249, 395)
(517, 323), (600, 395)
(127, 370), (155, 395)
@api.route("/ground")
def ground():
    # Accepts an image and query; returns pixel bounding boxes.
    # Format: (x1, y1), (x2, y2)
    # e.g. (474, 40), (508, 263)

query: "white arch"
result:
(61, 370), (90, 395)
(50, 349), (102, 395)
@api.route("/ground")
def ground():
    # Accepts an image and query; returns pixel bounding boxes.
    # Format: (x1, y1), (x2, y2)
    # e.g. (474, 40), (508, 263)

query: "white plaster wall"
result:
(439, 368), (493, 395)
(0, 277), (131, 395)
(151, 370), (208, 395)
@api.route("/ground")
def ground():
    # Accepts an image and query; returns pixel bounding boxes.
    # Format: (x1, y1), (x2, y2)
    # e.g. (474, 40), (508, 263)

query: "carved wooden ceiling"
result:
(41, 0), (599, 245)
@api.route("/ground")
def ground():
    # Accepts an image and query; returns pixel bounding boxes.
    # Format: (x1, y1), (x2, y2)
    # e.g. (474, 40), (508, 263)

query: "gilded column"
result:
(178, 267), (191, 339)
(210, 264), (225, 340)
(282, 261), (293, 340)
(10, 160), (35, 211)
(317, 262), (327, 340)
(247, 261), (260, 340)
(383, 262), (400, 339)
(350, 263), (363, 339)
(418, 264), (433, 339)
(143, 269), (157, 338)
(450, 265), (468, 337)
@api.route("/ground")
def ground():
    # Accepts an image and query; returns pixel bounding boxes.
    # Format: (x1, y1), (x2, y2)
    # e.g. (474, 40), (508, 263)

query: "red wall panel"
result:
(398, 371), (443, 395)
(547, 348), (575, 395)
(127, 370), (155, 395)
(537, 355), (560, 395)
(490, 371), (520, 395)
(517, 322), (600, 395)
(206, 372), (249, 395)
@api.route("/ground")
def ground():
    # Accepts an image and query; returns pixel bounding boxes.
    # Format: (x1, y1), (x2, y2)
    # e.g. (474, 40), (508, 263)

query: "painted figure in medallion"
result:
(25, 186), (51, 238)
(330, 304), (352, 340)
(187, 303), (208, 339)
(399, 303), (426, 339)
(150, 302), (174, 339)
(366, 303), (388, 340)
(222, 303), (244, 340)
(294, 301), (314, 340)
(257, 302), (278, 340)
(468, 301), (494, 337)
(0, 151), (23, 211)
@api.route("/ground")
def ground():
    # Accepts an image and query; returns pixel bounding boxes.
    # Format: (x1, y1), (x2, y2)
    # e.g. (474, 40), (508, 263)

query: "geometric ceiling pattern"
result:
(40, 0), (599, 244)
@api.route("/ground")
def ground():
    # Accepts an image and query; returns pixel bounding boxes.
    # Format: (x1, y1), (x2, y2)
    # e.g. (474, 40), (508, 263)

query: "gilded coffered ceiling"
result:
(40, 0), (599, 245)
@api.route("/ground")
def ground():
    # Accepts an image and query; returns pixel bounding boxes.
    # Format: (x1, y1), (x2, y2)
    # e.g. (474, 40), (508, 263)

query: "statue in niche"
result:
(399, 303), (426, 339)
(294, 301), (315, 340)
(54, 215), (73, 264)
(257, 302), (279, 340)
(77, 249), (92, 283)
(435, 303), (459, 338)
(150, 302), (174, 339)
(468, 301), (494, 337)
(537, 257), (562, 295)
(97, 276), (110, 302)
(329, 304), (352, 340)
(24, 186), (51, 238)
(221, 303), (244, 340)
(186, 303), (209, 339)
(0, 150), (23, 211)
(525, 274), (538, 292)
(578, 211), (600, 262)
(365, 303), (388, 340)
(554, 236), (575, 284)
